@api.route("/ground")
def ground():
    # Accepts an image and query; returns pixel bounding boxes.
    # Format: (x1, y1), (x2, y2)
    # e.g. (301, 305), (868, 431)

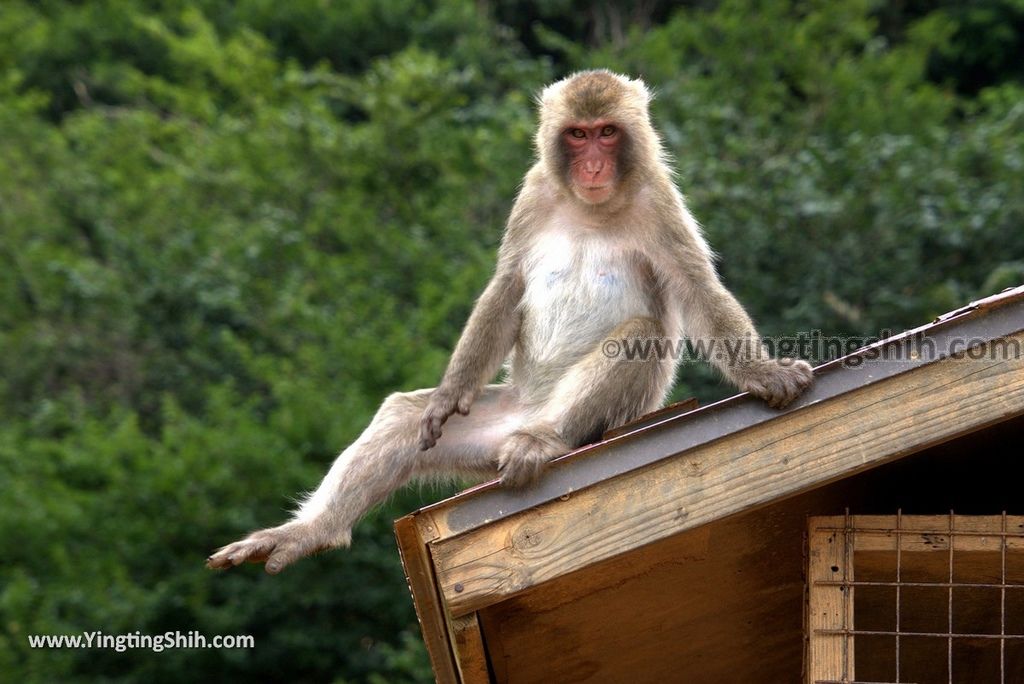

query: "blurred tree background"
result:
(1, 0), (1021, 681)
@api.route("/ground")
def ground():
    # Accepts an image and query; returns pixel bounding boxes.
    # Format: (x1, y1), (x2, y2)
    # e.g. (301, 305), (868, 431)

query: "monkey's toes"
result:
(206, 522), (335, 574)
(497, 429), (568, 488)
(206, 537), (271, 570)
(498, 452), (546, 488)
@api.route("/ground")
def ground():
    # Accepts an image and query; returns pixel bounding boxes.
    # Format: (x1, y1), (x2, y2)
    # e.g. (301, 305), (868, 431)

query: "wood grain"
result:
(812, 514), (1024, 552)
(450, 613), (492, 683)
(806, 518), (855, 683)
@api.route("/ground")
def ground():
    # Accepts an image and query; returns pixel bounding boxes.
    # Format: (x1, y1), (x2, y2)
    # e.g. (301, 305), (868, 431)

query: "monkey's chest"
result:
(536, 262), (634, 303)
(521, 241), (652, 357)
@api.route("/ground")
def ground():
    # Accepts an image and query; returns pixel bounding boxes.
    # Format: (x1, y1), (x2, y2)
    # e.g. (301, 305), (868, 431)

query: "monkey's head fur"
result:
(536, 70), (666, 207)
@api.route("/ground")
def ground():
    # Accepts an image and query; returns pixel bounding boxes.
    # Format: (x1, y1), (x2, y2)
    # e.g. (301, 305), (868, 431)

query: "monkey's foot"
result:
(206, 521), (349, 575)
(497, 427), (569, 488)
(740, 358), (814, 409)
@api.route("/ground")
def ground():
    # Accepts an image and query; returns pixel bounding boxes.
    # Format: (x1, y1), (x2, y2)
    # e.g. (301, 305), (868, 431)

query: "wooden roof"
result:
(395, 285), (1024, 683)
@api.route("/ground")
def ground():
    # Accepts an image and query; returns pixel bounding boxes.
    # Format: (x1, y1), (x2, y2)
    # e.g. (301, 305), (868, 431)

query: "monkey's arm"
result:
(653, 195), (813, 408)
(418, 257), (525, 451)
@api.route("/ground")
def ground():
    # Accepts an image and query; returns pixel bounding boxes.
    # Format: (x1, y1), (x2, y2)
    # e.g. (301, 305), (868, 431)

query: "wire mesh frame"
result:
(808, 511), (1024, 684)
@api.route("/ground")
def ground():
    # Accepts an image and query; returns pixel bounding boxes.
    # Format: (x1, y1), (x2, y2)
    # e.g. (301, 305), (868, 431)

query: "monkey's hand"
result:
(736, 358), (814, 409)
(418, 386), (475, 450)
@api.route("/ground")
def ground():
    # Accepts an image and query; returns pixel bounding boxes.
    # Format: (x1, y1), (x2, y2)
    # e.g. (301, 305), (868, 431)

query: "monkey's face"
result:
(562, 121), (621, 204)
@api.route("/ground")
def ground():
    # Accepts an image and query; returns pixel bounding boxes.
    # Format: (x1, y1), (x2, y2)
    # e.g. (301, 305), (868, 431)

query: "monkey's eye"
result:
(600, 125), (617, 137)
(569, 129), (586, 139)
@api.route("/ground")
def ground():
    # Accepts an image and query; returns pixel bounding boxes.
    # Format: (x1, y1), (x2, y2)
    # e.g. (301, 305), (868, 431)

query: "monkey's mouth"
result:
(579, 184), (613, 203)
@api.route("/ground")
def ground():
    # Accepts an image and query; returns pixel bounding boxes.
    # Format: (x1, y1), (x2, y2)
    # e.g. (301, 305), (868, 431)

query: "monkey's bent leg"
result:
(207, 385), (520, 573)
(498, 316), (673, 486)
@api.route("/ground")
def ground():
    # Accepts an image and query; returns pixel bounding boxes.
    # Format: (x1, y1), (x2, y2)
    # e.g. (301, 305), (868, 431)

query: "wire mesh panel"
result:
(806, 513), (1024, 684)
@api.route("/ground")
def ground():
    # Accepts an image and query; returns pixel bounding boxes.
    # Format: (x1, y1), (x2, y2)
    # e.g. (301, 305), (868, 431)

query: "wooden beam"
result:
(430, 333), (1024, 617)
(394, 514), (459, 683)
(806, 519), (855, 684)
(811, 514), (1024, 553)
(449, 613), (491, 683)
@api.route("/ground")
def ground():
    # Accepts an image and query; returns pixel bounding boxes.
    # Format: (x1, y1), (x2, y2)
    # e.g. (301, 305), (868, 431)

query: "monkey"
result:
(207, 70), (814, 574)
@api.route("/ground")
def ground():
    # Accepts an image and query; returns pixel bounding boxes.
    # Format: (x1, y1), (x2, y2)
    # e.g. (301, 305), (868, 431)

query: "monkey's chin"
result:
(575, 184), (614, 204)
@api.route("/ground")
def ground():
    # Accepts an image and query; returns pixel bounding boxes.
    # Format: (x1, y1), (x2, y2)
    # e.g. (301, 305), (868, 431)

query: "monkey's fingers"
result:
(770, 359), (813, 407)
(749, 378), (795, 409)
(744, 359), (814, 409)
(418, 418), (441, 450)
(418, 408), (453, 450)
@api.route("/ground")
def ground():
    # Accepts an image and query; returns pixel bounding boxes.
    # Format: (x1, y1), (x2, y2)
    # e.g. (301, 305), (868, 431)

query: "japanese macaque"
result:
(207, 70), (813, 574)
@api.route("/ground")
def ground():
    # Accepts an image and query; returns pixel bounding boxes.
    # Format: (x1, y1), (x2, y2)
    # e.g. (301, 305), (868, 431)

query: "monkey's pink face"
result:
(563, 122), (620, 204)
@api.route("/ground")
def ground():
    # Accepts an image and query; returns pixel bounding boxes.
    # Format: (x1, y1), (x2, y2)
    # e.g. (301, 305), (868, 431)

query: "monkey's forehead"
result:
(538, 70), (652, 117)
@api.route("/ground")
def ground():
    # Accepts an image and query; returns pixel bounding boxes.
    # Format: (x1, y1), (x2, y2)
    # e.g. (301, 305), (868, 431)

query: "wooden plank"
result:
(449, 613), (491, 683)
(394, 514), (459, 683)
(484, 500), (796, 684)
(430, 333), (1024, 617)
(806, 517), (855, 684)
(810, 515), (1024, 553)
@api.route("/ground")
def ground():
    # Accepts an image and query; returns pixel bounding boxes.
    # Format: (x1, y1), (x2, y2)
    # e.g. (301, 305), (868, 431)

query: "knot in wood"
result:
(512, 524), (544, 551)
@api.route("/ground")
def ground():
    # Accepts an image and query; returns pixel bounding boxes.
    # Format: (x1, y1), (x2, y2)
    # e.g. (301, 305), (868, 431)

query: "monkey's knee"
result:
(609, 316), (674, 383)
(609, 315), (665, 340)
(602, 316), (670, 376)
(360, 390), (434, 452)
(603, 317), (675, 429)
(371, 390), (431, 432)
(380, 390), (430, 414)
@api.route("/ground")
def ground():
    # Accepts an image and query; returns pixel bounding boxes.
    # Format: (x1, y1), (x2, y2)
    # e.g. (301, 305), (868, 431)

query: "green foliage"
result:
(0, 0), (1021, 680)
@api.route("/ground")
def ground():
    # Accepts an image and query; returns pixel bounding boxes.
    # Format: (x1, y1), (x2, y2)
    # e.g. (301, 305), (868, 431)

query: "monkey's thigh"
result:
(409, 384), (522, 478)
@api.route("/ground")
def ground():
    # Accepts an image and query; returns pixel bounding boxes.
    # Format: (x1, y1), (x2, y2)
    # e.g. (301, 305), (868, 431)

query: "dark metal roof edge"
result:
(406, 285), (1024, 536)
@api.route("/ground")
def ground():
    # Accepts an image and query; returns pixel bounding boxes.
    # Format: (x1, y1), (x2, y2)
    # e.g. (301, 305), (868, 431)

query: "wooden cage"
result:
(807, 514), (1024, 684)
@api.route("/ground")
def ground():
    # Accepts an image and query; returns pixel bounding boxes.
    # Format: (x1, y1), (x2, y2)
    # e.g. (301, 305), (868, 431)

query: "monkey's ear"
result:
(536, 77), (568, 109)
(627, 76), (654, 105)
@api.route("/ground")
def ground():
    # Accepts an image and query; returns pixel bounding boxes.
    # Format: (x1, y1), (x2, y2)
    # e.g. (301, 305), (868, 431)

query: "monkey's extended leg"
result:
(207, 385), (521, 574)
(497, 316), (673, 486)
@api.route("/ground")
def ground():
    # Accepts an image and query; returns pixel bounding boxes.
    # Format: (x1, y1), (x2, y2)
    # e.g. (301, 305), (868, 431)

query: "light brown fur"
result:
(207, 70), (813, 574)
